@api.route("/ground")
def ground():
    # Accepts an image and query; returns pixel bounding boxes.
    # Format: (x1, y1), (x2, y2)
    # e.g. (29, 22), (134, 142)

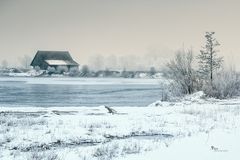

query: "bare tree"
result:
(21, 55), (32, 69)
(1, 60), (8, 69)
(80, 65), (90, 77)
(121, 68), (130, 78)
(149, 67), (156, 76)
(197, 32), (223, 84)
(164, 49), (195, 94)
(88, 55), (104, 71)
(106, 55), (118, 70)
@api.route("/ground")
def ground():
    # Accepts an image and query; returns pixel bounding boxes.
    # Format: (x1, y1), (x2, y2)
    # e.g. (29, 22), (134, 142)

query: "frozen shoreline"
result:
(0, 77), (163, 85)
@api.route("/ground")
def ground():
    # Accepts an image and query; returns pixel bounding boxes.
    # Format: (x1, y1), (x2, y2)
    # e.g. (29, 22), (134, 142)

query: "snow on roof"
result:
(45, 60), (69, 65)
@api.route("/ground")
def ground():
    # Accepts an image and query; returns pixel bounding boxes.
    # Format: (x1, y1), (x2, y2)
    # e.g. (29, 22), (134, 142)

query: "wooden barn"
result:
(30, 51), (79, 70)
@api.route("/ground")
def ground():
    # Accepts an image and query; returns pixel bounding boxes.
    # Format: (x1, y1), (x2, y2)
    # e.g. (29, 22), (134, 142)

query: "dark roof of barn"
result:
(31, 51), (79, 66)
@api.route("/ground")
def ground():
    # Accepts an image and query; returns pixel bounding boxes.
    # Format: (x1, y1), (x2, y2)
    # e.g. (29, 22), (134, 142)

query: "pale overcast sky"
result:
(0, 0), (240, 69)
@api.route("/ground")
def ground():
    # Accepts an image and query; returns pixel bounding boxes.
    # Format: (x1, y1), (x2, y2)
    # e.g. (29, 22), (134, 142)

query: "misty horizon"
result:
(1, 0), (240, 70)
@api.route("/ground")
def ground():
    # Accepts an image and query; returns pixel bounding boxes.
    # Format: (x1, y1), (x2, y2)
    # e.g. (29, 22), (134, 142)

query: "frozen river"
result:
(0, 77), (163, 107)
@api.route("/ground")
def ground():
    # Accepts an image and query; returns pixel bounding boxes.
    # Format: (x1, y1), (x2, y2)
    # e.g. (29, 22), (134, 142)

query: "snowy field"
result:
(0, 92), (240, 160)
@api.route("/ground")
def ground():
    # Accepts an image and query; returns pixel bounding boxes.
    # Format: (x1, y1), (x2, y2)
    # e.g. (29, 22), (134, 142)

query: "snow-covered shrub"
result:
(121, 69), (134, 78)
(92, 141), (142, 160)
(163, 49), (196, 95)
(28, 151), (59, 160)
(203, 70), (240, 99)
(47, 66), (56, 75)
(122, 142), (141, 154)
(162, 47), (240, 99)
(56, 66), (68, 74)
(159, 82), (182, 101)
(69, 67), (80, 77)
(93, 143), (119, 160)
(34, 66), (41, 72)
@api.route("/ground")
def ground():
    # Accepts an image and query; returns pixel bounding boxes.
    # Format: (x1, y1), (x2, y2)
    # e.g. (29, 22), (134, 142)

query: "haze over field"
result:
(0, 0), (240, 70)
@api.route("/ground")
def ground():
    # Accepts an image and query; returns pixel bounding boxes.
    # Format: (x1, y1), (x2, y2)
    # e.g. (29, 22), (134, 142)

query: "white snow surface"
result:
(45, 60), (69, 65)
(0, 93), (240, 160)
(118, 130), (240, 160)
(8, 70), (44, 77)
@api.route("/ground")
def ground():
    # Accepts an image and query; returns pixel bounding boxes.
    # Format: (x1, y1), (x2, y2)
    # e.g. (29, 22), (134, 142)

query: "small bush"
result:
(34, 66), (41, 72)
(122, 143), (141, 154)
(93, 143), (119, 160)
(159, 82), (183, 101)
(203, 70), (240, 99)
(28, 151), (59, 160)
(163, 49), (196, 95)
(69, 67), (80, 77)
(47, 67), (56, 75)
(56, 66), (68, 74)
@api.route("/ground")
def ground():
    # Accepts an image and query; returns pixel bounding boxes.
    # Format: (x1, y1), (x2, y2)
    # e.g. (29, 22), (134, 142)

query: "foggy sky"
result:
(1, 0), (240, 70)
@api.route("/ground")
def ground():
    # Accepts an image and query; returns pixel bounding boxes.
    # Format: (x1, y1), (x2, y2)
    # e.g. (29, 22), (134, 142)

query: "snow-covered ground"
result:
(0, 92), (240, 160)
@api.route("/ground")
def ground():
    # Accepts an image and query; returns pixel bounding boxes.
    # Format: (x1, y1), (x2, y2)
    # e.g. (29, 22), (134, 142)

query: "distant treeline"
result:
(0, 66), (162, 78)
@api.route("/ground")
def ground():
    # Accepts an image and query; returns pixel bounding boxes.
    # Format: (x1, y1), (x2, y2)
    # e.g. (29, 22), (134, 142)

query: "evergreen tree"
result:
(197, 32), (223, 84)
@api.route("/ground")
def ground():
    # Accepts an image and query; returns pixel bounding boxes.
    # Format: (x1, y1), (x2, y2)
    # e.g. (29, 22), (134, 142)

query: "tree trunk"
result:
(210, 46), (213, 85)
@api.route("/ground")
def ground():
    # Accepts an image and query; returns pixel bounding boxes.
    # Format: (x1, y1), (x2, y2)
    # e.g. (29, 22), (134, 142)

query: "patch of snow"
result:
(138, 73), (149, 78)
(184, 91), (206, 102)
(149, 91), (207, 107)
(152, 73), (163, 79)
(148, 101), (175, 107)
(118, 129), (240, 160)
(45, 60), (68, 65)
(8, 69), (44, 77)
